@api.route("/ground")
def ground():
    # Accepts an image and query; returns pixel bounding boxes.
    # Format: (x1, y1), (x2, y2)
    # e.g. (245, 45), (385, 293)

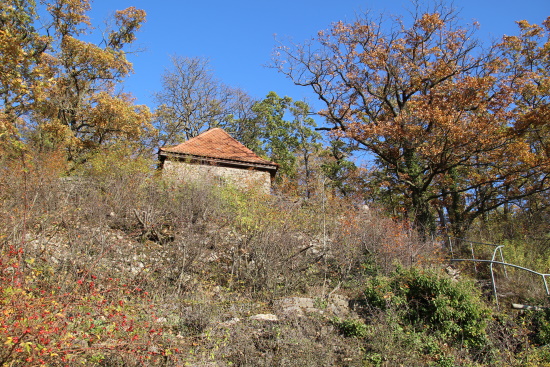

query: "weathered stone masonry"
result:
(160, 155), (273, 193)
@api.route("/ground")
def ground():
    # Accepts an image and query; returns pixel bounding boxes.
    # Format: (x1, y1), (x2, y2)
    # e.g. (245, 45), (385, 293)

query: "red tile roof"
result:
(159, 128), (278, 169)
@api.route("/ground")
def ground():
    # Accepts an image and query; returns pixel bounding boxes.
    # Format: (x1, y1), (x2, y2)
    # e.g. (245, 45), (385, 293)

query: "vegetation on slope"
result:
(1, 154), (550, 366)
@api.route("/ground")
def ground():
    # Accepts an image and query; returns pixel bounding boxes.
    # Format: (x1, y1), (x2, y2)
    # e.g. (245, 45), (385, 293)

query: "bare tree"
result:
(154, 56), (254, 146)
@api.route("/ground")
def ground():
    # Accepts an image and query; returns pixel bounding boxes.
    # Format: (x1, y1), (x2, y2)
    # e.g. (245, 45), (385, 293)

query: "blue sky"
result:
(87, 0), (549, 112)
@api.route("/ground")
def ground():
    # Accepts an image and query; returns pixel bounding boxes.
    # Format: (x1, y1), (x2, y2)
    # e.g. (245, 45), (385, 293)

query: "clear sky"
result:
(87, 0), (549, 112)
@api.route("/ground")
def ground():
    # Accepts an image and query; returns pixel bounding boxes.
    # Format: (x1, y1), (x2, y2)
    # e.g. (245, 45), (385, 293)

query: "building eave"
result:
(159, 150), (279, 174)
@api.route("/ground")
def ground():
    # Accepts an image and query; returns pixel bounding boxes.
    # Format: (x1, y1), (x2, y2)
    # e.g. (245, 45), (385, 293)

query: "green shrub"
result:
(359, 310), (449, 367)
(363, 267), (491, 350)
(523, 308), (550, 347)
(332, 317), (369, 338)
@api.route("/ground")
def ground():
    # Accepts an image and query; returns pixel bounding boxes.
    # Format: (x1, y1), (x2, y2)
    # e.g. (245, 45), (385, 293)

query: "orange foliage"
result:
(275, 5), (550, 237)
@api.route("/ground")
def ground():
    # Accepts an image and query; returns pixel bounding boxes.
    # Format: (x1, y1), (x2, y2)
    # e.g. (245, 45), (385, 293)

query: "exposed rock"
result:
(326, 294), (350, 317)
(273, 297), (317, 316)
(273, 295), (351, 317)
(249, 314), (279, 322)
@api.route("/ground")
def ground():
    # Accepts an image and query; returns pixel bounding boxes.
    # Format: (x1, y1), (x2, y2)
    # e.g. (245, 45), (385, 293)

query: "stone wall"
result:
(162, 159), (272, 194)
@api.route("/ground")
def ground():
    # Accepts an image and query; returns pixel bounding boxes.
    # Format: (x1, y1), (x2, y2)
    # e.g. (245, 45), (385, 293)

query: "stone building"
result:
(158, 128), (278, 193)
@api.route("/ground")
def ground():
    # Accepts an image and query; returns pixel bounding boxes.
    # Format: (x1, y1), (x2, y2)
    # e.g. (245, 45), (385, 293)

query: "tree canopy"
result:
(153, 56), (253, 147)
(1, 0), (152, 164)
(274, 3), (550, 237)
(0, 0), (48, 153)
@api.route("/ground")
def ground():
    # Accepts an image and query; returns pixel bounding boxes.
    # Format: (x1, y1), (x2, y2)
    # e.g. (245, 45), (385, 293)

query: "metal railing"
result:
(449, 237), (550, 309)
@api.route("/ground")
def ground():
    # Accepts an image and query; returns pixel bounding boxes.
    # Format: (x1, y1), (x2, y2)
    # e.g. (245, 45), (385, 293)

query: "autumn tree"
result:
(0, 0), (48, 154)
(274, 3), (550, 237)
(26, 0), (152, 164)
(501, 17), (550, 196)
(503, 18), (550, 138)
(153, 56), (253, 146)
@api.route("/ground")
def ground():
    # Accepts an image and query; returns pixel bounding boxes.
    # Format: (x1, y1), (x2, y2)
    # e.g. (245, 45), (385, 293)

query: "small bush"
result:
(363, 267), (491, 350)
(332, 318), (369, 338)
